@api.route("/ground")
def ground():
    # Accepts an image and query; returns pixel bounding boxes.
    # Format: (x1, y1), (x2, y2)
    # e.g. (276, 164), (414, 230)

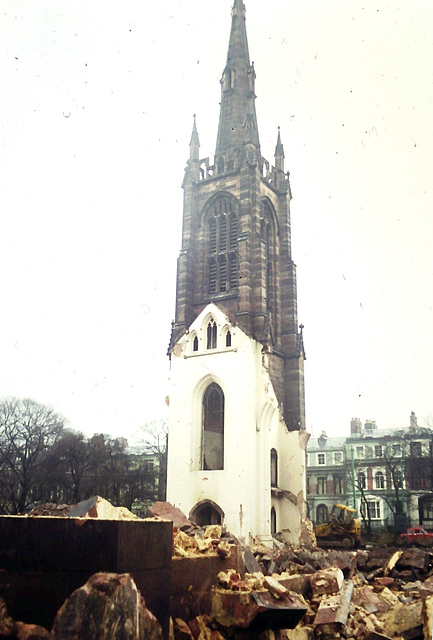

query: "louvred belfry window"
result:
(261, 200), (276, 315)
(207, 197), (238, 294)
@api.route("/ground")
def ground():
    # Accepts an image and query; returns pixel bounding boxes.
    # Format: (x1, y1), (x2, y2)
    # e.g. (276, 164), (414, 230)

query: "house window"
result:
(410, 442), (422, 457)
(207, 198), (238, 294)
(270, 449), (278, 487)
(270, 507), (277, 534)
(317, 477), (326, 494)
(225, 331), (232, 347)
(206, 319), (217, 349)
(356, 446), (365, 459)
(317, 453), (326, 466)
(316, 504), (328, 524)
(361, 501), (381, 520)
(374, 445), (383, 458)
(375, 471), (385, 489)
(334, 451), (343, 464)
(392, 443), (402, 457)
(193, 336), (199, 352)
(334, 476), (343, 494)
(202, 383), (224, 470)
(393, 470), (402, 489)
(420, 498), (433, 522)
(306, 476), (310, 494)
(357, 471), (366, 489)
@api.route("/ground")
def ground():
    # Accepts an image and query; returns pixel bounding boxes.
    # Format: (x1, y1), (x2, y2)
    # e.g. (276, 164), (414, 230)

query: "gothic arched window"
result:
(206, 319), (217, 349)
(270, 507), (277, 535)
(202, 383), (224, 470)
(225, 330), (231, 347)
(270, 448), (278, 487)
(207, 197), (238, 294)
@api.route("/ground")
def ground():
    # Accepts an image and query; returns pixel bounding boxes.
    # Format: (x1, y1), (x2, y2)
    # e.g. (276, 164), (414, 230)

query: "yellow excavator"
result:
(314, 503), (362, 549)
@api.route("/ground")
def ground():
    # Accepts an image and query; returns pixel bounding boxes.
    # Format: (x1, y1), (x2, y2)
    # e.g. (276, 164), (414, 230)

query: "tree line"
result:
(0, 397), (167, 516)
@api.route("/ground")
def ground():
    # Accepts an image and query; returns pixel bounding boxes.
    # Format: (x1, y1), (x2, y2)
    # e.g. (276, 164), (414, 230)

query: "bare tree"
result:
(0, 397), (65, 513)
(140, 420), (168, 501)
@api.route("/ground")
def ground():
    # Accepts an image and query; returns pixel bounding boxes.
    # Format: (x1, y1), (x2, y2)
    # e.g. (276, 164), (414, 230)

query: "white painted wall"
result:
(167, 303), (306, 543)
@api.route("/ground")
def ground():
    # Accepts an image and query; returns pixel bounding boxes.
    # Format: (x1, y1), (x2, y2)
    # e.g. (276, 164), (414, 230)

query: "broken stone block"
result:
(278, 627), (314, 640)
(418, 575), (433, 598)
(423, 593), (433, 640)
(377, 586), (400, 612)
(264, 576), (289, 599)
(216, 541), (231, 558)
(68, 495), (139, 520)
(373, 577), (395, 589)
(0, 597), (17, 637)
(352, 585), (383, 614)
(380, 600), (423, 638)
(277, 573), (311, 597)
(147, 501), (194, 529)
(383, 550), (403, 576)
(313, 580), (353, 634)
(397, 548), (430, 573)
(174, 619), (194, 640)
(51, 573), (162, 640)
(187, 615), (212, 640)
(16, 622), (52, 640)
(314, 580), (353, 635)
(204, 526), (222, 540)
(310, 567), (344, 596)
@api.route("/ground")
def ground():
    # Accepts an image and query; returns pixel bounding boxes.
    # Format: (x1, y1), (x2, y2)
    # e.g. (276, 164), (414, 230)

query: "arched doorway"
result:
(190, 500), (224, 526)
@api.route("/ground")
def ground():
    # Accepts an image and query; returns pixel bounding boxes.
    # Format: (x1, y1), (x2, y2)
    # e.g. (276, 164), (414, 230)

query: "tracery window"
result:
(207, 197), (238, 294)
(192, 336), (199, 352)
(225, 330), (231, 347)
(202, 383), (224, 470)
(207, 319), (217, 349)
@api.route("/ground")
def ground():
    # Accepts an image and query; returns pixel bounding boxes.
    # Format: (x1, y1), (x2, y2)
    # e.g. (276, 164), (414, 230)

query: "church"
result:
(166, 0), (308, 545)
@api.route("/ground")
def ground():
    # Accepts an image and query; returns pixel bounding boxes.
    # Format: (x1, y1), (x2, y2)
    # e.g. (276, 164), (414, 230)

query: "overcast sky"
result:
(1, 0), (432, 441)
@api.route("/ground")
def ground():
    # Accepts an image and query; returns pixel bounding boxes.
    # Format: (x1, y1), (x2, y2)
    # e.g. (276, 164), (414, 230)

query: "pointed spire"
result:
(274, 126), (285, 171)
(189, 114), (200, 161)
(215, 0), (260, 157)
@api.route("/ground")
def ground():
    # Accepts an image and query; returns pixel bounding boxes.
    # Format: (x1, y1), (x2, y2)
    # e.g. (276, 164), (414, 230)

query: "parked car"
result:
(400, 527), (433, 544)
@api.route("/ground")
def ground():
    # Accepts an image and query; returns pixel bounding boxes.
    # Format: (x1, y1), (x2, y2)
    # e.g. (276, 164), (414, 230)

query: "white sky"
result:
(1, 0), (432, 441)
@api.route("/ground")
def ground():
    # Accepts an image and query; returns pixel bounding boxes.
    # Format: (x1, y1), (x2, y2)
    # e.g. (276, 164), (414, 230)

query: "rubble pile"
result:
(173, 525), (233, 559)
(26, 503), (74, 517)
(169, 541), (433, 640)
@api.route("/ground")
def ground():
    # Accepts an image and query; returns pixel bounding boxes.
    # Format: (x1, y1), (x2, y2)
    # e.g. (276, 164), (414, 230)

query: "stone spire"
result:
(274, 126), (285, 171)
(215, 0), (260, 157)
(189, 114), (200, 161)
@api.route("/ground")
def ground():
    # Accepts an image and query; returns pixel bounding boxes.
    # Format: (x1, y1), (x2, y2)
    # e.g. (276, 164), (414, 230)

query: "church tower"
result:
(167, 0), (308, 544)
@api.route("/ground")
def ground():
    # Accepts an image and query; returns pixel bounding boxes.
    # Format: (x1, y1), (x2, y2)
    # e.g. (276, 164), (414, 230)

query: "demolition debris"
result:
(1, 499), (433, 640)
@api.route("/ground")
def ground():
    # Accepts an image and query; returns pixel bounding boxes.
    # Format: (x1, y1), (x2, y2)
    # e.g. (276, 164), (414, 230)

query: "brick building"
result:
(166, 0), (308, 543)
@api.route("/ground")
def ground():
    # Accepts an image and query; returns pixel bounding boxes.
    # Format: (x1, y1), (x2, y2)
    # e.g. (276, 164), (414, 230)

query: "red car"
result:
(401, 527), (433, 544)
